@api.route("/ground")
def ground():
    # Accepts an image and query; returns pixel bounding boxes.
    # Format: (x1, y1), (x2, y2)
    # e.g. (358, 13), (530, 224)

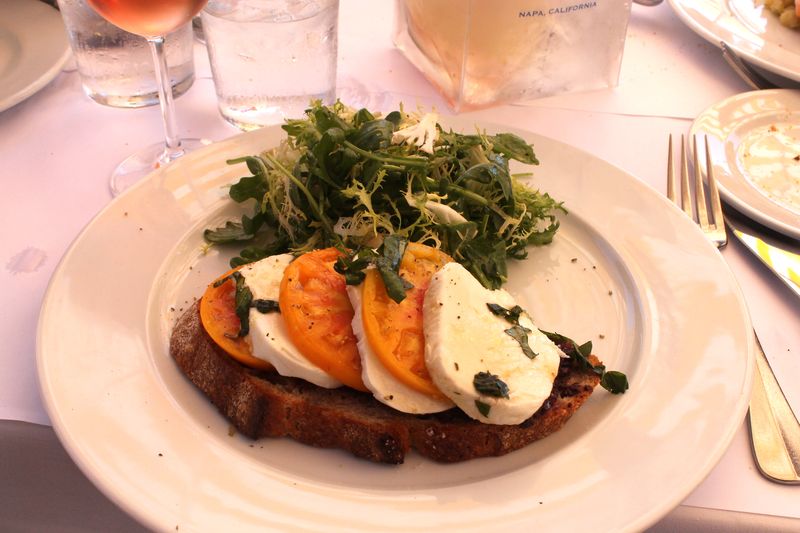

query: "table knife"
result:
(723, 206), (800, 483)
(723, 206), (800, 300)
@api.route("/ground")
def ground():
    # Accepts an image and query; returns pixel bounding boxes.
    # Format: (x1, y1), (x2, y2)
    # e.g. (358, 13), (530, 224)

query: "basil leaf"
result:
(473, 371), (510, 398)
(474, 399), (491, 418)
(252, 299), (280, 313)
(487, 303), (523, 324)
(578, 340), (593, 358)
(504, 325), (537, 359)
(381, 235), (408, 272)
(232, 272), (252, 337)
(375, 257), (413, 303)
(600, 370), (629, 394)
(540, 329), (629, 394)
(541, 330), (598, 372)
(334, 248), (378, 285)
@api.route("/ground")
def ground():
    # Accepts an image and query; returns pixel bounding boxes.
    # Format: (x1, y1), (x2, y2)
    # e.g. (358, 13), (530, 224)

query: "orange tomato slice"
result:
(279, 248), (367, 391)
(199, 268), (273, 371)
(361, 242), (452, 399)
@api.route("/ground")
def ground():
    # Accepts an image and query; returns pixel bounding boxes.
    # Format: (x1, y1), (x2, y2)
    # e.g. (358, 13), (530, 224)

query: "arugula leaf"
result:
(460, 161), (513, 204)
(348, 119), (395, 151)
(489, 133), (539, 165)
(460, 237), (508, 289)
(352, 108), (375, 127)
(227, 157), (269, 202)
(204, 221), (254, 243)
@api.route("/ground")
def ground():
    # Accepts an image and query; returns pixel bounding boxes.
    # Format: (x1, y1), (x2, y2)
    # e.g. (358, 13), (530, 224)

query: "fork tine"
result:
(693, 135), (710, 229)
(680, 135), (693, 218)
(667, 135), (676, 203)
(705, 135), (728, 244)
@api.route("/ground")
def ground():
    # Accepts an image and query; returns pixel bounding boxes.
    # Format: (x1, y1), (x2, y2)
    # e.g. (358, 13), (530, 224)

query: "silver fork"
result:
(668, 134), (800, 484)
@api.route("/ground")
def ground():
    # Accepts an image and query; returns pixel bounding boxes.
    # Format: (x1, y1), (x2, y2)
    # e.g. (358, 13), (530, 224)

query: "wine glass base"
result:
(109, 138), (211, 196)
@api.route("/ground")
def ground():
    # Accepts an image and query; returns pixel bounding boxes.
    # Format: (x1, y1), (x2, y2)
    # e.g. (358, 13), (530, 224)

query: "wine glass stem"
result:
(146, 36), (183, 164)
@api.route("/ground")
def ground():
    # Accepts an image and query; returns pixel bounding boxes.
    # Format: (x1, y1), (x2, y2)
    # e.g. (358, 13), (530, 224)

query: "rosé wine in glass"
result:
(85, 0), (210, 195)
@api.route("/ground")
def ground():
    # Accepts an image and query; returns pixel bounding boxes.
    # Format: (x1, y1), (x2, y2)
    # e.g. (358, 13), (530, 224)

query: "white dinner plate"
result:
(690, 89), (800, 240)
(669, 0), (800, 84)
(37, 121), (754, 532)
(0, 0), (71, 113)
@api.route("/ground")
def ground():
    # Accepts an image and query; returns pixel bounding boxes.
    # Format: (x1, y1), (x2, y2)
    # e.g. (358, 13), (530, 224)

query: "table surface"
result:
(1, 1), (799, 531)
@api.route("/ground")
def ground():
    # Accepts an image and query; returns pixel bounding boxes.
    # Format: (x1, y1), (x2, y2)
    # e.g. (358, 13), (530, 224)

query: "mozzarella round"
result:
(347, 282), (454, 414)
(423, 262), (561, 425)
(240, 254), (342, 389)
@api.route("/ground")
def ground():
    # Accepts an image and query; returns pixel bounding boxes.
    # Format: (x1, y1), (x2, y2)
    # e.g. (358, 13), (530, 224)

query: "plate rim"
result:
(36, 122), (755, 532)
(0, 0), (71, 113)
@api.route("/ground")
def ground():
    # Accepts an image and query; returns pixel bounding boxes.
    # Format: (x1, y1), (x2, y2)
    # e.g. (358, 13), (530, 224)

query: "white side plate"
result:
(0, 0), (71, 112)
(691, 89), (800, 240)
(669, 0), (800, 84)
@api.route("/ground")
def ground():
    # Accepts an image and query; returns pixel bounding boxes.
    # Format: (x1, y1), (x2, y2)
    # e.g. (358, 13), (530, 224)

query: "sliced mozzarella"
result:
(347, 282), (453, 414)
(240, 254), (342, 389)
(423, 262), (561, 425)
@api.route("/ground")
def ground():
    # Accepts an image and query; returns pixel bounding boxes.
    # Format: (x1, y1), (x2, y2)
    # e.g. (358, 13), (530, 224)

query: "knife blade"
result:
(723, 206), (800, 300)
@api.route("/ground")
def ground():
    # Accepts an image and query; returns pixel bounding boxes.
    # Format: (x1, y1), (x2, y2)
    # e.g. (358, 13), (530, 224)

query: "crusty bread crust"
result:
(170, 302), (601, 464)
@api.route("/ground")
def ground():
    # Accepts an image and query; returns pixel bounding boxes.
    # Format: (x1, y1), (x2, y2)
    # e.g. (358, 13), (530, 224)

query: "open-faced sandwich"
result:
(169, 102), (627, 464)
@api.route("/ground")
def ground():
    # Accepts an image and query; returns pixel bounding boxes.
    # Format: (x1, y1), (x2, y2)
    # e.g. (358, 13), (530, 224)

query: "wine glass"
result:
(85, 0), (209, 195)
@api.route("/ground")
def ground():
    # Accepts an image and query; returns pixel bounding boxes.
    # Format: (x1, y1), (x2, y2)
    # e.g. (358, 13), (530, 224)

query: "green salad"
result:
(204, 100), (565, 291)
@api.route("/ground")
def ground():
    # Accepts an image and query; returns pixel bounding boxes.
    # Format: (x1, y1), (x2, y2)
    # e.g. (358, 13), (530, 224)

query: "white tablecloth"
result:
(1, 1), (798, 530)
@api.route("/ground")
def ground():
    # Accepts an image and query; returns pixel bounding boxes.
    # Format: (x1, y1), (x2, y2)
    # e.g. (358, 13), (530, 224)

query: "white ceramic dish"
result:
(690, 89), (800, 240)
(0, 0), (71, 113)
(669, 0), (800, 84)
(37, 122), (754, 532)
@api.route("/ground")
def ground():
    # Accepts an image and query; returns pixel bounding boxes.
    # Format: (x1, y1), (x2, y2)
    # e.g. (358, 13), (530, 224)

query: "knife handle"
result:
(747, 332), (800, 484)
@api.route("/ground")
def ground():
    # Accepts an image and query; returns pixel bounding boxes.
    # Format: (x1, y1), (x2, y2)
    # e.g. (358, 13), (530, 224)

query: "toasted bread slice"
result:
(170, 302), (601, 464)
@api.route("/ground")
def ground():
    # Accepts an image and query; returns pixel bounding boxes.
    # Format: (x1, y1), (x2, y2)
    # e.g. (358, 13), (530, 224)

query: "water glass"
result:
(202, 0), (339, 130)
(57, 0), (195, 108)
